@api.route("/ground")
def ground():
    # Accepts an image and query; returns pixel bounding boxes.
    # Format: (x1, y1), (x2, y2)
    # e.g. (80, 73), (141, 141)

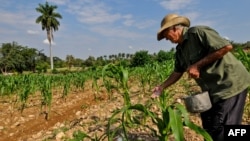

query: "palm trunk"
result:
(47, 29), (54, 70)
(49, 43), (53, 70)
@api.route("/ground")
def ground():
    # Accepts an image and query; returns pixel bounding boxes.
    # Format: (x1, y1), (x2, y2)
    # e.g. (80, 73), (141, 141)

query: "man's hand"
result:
(151, 86), (164, 98)
(187, 45), (233, 79)
(187, 64), (200, 79)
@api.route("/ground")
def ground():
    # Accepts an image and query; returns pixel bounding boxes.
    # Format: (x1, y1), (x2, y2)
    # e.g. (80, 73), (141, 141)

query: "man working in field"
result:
(152, 13), (250, 141)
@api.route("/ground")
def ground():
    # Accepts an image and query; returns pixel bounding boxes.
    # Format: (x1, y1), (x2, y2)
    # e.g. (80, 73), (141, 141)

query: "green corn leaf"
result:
(121, 67), (128, 89)
(168, 107), (184, 141)
(175, 104), (189, 121)
(175, 104), (213, 141)
(184, 120), (213, 141)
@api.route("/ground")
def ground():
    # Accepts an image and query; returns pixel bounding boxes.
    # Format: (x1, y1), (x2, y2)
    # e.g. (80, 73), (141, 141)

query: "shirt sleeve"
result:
(196, 26), (231, 51)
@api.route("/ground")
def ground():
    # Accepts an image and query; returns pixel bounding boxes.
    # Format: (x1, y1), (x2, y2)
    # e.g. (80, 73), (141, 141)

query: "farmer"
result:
(152, 13), (250, 141)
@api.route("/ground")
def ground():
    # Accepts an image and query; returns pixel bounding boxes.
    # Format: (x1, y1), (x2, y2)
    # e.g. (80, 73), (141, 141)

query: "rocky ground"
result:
(0, 80), (249, 141)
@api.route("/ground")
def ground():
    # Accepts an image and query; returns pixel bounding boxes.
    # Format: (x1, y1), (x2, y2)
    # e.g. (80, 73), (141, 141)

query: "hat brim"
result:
(157, 16), (190, 41)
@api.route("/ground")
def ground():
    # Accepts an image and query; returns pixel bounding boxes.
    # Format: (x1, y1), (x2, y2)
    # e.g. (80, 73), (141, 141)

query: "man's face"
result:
(163, 26), (179, 44)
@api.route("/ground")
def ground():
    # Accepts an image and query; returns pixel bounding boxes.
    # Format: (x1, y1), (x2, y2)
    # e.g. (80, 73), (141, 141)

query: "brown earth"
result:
(0, 80), (249, 141)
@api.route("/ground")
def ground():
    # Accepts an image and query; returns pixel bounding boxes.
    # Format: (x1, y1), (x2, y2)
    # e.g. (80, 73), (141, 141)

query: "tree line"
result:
(0, 41), (249, 74)
(0, 41), (173, 74)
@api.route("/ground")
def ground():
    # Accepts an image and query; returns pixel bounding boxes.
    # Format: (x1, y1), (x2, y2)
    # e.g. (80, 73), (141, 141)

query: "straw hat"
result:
(157, 14), (190, 41)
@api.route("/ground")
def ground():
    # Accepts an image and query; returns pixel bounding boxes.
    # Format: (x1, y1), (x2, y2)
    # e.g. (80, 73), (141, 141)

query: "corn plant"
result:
(234, 48), (250, 71)
(102, 65), (117, 100)
(68, 130), (107, 141)
(62, 75), (71, 99)
(71, 72), (86, 91)
(39, 76), (53, 120)
(133, 67), (148, 94)
(19, 75), (36, 113)
(90, 67), (102, 99)
(234, 48), (250, 120)
(107, 91), (212, 141)
(102, 63), (131, 106)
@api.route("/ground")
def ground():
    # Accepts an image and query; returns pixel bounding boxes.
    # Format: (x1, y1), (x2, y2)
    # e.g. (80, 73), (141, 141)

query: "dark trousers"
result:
(200, 89), (248, 141)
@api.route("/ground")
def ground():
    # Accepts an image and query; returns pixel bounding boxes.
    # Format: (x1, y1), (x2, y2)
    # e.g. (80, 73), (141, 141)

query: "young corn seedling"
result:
(62, 75), (71, 100)
(102, 64), (131, 106)
(39, 76), (53, 120)
(107, 91), (212, 141)
(19, 75), (35, 113)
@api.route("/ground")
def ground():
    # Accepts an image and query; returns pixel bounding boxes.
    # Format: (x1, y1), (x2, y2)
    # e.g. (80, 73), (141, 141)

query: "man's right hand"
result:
(151, 86), (163, 98)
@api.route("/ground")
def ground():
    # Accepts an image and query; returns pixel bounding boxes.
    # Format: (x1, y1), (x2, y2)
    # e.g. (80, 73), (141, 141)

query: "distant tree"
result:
(247, 41), (250, 45)
(66, 55), (74, 69)
(118, 53), (122, 59)
(84, 56), (95, 67)
(0, 42), (38, 73)
(156, 50), (174, 63)
(35, 1), (62, 70)
(54, 56), (65, 68)
(103, 55), (107, 60)
(74, 58), (84, 67)
(21, 47), (37, 72)
(122, 53), (125, 59)
(0, 42), (19, 73)
(96, 56), (105, 66)
(126, 53), (130, 59)
(130, 50), (151, 67)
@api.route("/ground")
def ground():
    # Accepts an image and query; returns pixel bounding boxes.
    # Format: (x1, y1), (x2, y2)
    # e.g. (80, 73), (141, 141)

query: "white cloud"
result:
(47, 0), (69, 5)
(160, 0), (193, 11)
(122, 14), (134, 26)
(135, 20), (157, 29)
(184, 12), (215, 27)
(62, 0), (155, 40)
(0, 11), (25, 25)
(90, 26), (143, 39)
(27, 30), (39, 35)
(43, 39), (56, 45)
(67, 1), (121, 24)
(122, 14), (156, 29)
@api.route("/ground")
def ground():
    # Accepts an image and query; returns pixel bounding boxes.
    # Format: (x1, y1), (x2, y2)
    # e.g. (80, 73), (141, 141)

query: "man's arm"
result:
(152, 71), (183, 98)
(187, 45), (233, 79)
(160, 71), (184, 89)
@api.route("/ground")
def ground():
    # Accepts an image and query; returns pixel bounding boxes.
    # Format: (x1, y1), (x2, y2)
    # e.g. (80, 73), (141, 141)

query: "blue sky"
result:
(0, 0), (249, 60)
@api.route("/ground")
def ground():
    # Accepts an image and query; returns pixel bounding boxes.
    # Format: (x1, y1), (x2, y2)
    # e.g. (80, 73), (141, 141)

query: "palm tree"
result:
(35, 1), (62, 70)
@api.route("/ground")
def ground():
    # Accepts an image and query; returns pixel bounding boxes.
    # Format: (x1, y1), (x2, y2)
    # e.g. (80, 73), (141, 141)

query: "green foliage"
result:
(84, 56), (96, 67)
(156, 50), (175, 63)
(36, 62), (49, 73)
(19, 75), (36, 113)
(107, 91), (212, 141)
(69, 130), (91, 141)
(39, 76), (53, 120)
(102, 63), (131, 105)
(234, 48), (250, 72)
(68, 130), (107, 141)
(0, 42), (38, 73)
(130, 50), (152, 67)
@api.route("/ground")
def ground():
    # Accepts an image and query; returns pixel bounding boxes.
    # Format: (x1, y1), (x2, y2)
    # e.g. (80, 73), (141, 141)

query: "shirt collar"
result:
(182, 26), (189, 41)
(176, 27), (189, 50)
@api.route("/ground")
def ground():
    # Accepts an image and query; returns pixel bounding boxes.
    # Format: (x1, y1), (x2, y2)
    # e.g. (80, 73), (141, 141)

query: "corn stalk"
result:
(39, 76), (52, 120)
(107, 91), (212, 141)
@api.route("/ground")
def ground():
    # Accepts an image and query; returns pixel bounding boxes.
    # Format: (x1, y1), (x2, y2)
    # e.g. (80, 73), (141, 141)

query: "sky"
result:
(0, 0), (249, 60)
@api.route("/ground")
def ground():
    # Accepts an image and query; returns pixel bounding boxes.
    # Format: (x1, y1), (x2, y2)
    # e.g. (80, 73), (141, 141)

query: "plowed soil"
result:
(0, 80), (249, 141)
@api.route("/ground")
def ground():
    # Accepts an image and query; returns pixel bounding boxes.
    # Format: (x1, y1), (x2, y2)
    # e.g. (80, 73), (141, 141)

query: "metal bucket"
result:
(184, 91), (212, 113)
